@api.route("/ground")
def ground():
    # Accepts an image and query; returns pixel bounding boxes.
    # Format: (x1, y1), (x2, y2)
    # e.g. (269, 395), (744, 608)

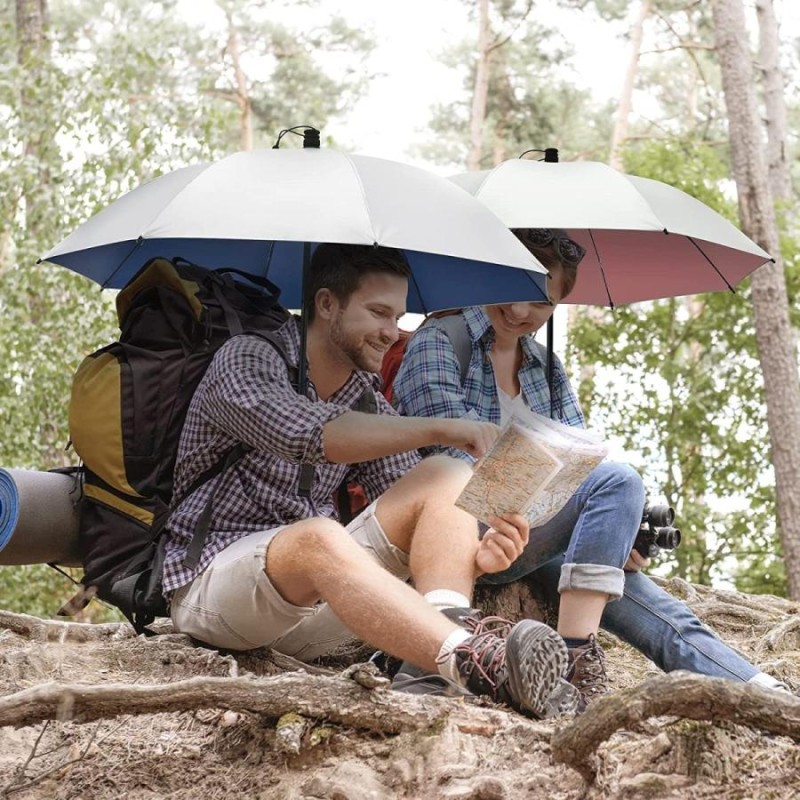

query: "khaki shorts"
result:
(170, 501), (410, 657)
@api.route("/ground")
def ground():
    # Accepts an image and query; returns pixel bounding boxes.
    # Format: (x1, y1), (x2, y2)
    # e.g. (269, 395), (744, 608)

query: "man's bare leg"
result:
(266, 516), (458, 671)
(266, 512), (567, 717)
(372, 455), (479, 597)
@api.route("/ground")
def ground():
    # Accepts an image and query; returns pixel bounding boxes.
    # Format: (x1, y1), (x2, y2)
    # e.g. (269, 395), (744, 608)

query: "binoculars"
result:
(633, 503), (682, 559)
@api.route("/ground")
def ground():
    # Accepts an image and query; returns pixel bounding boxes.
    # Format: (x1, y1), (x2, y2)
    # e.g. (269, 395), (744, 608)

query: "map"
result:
(455, 410), (609, 529)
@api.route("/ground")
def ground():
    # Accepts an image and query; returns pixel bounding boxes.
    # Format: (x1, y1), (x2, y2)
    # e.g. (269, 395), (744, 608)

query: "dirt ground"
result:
(1, 577), (799, 800)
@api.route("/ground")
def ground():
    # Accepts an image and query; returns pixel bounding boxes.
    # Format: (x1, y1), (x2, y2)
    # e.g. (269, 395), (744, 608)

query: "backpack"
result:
(64, 257), (291, 633)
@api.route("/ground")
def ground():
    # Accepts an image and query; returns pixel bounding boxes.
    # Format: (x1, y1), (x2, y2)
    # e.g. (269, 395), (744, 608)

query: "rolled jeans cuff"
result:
(559, 562), (625, 600)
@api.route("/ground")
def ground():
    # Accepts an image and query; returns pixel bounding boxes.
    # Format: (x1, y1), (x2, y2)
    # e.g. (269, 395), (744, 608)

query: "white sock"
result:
(424, 589), (471, 612)
(436, 627), (472, 685)
(748, 671), (791, 692)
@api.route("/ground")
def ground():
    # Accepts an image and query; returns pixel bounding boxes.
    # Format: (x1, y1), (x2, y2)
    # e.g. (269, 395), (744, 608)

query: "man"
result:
(162, 243), (568, 718)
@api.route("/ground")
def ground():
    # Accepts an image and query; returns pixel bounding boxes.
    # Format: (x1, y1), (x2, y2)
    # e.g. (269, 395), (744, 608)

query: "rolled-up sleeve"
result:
(199, 336), (348, 465)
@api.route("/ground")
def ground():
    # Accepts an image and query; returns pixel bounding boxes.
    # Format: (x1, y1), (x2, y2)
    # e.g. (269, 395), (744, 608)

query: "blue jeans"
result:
(480, 462), (644, 599)
(527, 556), (757, 681)
(478, 463), (758, 681)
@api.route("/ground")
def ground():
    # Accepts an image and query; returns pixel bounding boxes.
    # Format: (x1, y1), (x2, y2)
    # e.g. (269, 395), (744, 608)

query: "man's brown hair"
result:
(305, 243), (411, 322)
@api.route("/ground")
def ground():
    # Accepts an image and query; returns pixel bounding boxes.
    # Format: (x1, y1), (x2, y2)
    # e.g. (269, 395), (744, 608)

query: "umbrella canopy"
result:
(41, 148), (549, 312)
(450, 159), (771, 307)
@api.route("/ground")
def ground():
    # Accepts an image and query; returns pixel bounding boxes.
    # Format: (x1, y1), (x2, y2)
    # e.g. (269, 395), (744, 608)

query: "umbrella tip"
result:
(272, 125), (321, 149)
(303, 128), (320, 149)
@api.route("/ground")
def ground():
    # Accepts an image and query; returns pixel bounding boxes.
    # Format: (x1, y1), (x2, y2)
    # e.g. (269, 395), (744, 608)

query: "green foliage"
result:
(420, 1), (613, 168)
(567, 137), (786, 594)
(0, 565), (122, 621)
(206, 0), (374, 147)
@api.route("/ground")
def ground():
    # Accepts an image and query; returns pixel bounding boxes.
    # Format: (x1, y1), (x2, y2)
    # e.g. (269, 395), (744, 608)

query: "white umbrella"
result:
(450, 159), (771, 307)
(41, 148), (549, 313)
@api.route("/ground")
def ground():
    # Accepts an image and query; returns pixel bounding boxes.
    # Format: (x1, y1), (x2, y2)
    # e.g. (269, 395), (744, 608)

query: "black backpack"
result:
(64, 257), (292, 633)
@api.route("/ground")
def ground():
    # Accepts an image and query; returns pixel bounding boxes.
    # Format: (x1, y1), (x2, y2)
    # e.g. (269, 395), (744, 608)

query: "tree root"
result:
(551, 671), (800, 784)
(0, 610), (135, 642)
(755, 615), (800, 657)
(0, 673), (551, 739)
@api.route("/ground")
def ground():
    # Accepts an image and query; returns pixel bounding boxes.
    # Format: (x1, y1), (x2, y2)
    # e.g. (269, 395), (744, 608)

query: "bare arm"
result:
(322, 411), (500, 464)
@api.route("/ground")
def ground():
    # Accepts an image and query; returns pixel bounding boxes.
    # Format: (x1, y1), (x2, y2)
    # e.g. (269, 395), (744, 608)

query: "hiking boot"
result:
(390, 607), (485, 697)
(565, 634), (609, 712)
(541, 677), (581, 718)
(447, 618), (567, 717)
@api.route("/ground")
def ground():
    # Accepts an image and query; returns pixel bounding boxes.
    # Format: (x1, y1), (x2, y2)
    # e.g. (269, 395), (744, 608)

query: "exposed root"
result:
(551, 671), (800, 784)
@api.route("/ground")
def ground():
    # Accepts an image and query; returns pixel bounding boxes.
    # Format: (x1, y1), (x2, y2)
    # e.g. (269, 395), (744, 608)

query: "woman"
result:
(393, 227), (787, 708)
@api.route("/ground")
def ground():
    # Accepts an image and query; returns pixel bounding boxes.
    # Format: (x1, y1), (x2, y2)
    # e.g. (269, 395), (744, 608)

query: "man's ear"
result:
(315, 288), (337, 321)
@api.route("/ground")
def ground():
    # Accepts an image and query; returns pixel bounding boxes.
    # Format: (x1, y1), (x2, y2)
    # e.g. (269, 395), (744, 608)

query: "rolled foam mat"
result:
(0, 468), (82, 567)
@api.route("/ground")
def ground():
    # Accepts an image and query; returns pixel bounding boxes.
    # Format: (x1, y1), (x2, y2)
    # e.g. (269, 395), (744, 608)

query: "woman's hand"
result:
(624, 548), (651, 572)
(474, 513), (530, 575)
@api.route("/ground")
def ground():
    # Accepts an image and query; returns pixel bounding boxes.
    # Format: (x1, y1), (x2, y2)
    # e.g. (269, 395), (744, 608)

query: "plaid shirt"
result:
(163, 318), (420, 593)
(393, 306), (585, 461)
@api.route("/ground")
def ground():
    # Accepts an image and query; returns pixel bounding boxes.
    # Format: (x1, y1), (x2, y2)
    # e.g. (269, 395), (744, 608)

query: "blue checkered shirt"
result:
(163, 318), (420, 593)
(393, 306), (585, 461)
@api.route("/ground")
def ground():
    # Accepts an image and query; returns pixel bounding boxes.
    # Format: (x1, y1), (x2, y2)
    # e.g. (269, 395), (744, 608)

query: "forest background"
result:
(1, 0), (798, 620)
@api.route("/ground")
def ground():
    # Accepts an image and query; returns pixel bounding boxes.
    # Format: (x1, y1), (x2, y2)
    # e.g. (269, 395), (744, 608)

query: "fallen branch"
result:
(0, 674), (549, 739)
(551, 672), (800, 783)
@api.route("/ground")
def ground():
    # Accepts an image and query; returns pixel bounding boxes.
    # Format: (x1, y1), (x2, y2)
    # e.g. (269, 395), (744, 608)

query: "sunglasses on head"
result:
(522, 228), (586, 267)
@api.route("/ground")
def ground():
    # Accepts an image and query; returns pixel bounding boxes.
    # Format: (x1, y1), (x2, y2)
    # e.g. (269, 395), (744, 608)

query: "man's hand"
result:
(474, 513), (530, 576)
(624, 548), (651, 572)
(439, 419), (502, 459)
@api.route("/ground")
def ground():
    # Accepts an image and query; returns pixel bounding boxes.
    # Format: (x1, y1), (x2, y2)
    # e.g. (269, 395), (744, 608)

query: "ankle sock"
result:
(436, 626), (472, 685)
(424, 589), (471, 612)
(562, 636), (590, 649)
(749, 671), (791, 692)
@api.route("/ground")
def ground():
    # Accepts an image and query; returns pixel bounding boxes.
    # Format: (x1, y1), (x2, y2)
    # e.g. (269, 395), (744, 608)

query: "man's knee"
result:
(274, 517), (355, 567)
(404, 454), (473, 492)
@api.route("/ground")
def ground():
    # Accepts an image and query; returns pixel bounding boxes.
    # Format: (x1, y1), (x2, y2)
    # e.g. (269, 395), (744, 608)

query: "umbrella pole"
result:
(543, 146), (558, 419)
(546, 316), (555, 419)
(297, 242), (314, 498)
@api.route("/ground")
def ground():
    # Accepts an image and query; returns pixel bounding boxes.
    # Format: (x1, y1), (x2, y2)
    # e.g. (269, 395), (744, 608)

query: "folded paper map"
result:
(455, 408), (609, 529)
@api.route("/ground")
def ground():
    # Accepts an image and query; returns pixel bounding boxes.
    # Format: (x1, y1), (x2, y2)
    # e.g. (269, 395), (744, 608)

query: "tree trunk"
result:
(711, 0), (800, 598)
(223, 11), (253, 152)
(609, 0), (651, 169)
(466, 0), (492, 171)
(756, 0), (792, 204)
(15, 0), (50, 243)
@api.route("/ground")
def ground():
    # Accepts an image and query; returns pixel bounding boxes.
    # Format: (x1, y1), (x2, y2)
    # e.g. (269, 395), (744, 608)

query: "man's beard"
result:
(329, 311), (385, 373)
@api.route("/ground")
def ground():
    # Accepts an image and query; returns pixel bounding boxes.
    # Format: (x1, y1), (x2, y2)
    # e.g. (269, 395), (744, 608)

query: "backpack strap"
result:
(336, 384), (379, 526)
(180, 444), (249, 570)
(177, 330), (298, 572)
(425, 313), (472, 385)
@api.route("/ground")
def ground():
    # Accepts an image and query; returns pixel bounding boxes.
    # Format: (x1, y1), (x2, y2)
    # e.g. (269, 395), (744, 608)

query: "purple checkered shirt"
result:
(162, 317), (420, 594)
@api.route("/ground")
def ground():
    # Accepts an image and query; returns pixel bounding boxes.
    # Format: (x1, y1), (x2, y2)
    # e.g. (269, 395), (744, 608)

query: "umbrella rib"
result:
(687, 236), (736, 293)
(101, 238), (144, 289)
(588, 230), (615, 309)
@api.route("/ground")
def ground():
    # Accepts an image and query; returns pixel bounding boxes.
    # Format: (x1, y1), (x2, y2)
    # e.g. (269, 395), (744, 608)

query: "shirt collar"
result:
(462, 306), (547, 368)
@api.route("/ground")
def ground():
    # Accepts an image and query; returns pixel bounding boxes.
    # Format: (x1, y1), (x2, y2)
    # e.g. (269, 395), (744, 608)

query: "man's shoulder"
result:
(216, 320), (298, 363)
